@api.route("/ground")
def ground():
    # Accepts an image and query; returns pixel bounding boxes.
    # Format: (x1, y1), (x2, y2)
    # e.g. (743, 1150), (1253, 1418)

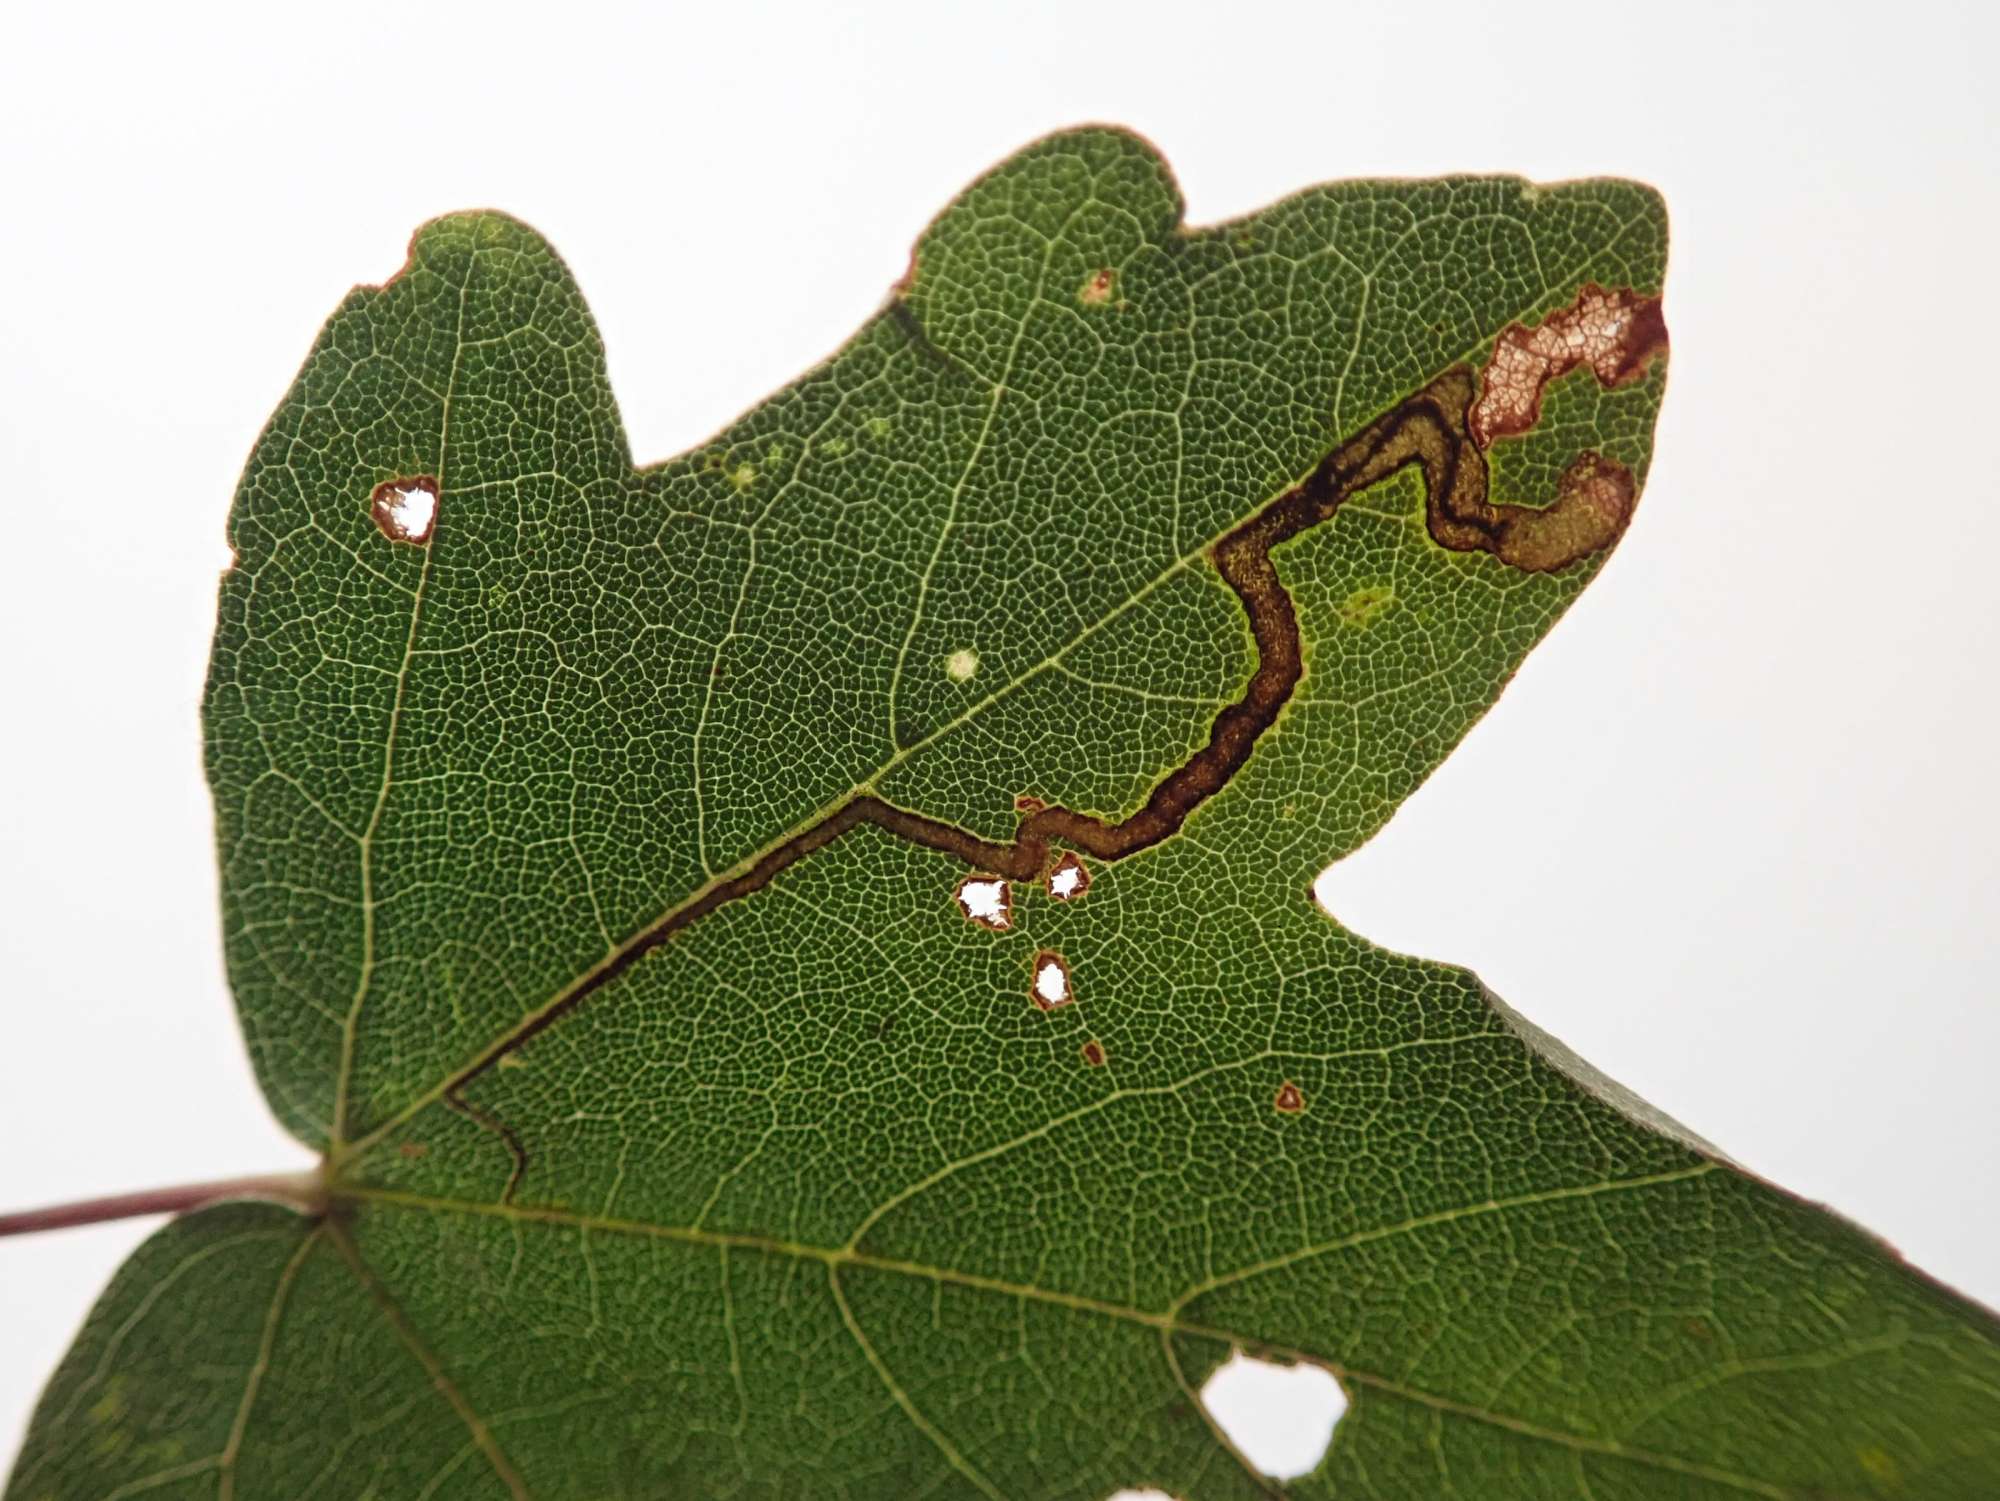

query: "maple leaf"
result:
(11, 129), (1998, 1500)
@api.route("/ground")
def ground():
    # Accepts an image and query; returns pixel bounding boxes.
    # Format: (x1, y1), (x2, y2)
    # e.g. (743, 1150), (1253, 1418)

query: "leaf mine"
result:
(1468, 282), (1667, 448)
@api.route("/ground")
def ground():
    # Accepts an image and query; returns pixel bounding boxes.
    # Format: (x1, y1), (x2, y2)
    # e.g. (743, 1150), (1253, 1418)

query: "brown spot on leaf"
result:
(1015, 794), (1046, 813)
(1031, 950), (1072, 1009)
(1081, 1039), (1107, 1067)
(1079, 268), (1116, 305)
(1469, 284), (1667, 449)
(1047, 852), (1091, 901)
(397, 1142), (429, 1160)
(1274, 1080), (1306, 1114)
(370, 476), (439, 544)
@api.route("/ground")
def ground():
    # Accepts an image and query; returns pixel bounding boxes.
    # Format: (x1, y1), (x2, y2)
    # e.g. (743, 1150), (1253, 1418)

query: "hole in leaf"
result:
(1032, 951), (1072, 1009)
(1048, 852), (1090, 901)
(945, 647), (979, 682)
(954, 875), (1011, 930)
(370, 476), (438, 544)
(1106, 1491), (1176, 1501)
(1199, 1351), (1346, 1480)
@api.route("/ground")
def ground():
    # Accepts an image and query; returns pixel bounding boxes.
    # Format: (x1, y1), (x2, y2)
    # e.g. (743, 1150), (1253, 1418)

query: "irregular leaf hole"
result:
(1199, 1352), (1347, 1480)
(945, 647), (979, 683)
(1048, 852), (1090, 901)
(1032, 951), (1072, 1009)
(954, 875), (1011, 930)
(370, 476), (438, 544)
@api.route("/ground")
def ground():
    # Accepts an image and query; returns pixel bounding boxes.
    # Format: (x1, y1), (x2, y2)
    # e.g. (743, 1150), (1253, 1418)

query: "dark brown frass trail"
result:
(425, 294), (1665, 1119)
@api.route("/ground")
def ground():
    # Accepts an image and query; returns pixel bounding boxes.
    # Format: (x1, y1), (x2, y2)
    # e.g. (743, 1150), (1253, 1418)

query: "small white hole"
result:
(1047, 853), (1090, 901)
(385, 487), (435, 540)
(1200, 1352), (1346, 1480)
(955, 876), (1010, 929)
(1033, 954), (1071, 1008)
(371, 478), (439, 543)
(1106, 1491), (1176, 1501)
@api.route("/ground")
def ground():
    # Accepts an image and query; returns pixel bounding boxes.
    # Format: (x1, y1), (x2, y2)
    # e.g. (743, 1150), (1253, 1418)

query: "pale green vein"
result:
(828, 1265), (1007, 1501)
(327, 1219), (531, 1501)
(1165, 1163), (1720, 1317)
(217, 1226), (322, 1501)
(883, 200), (1084, 749)
(333, 1183), (1791, 1498)
(328, 263), (469, 1152)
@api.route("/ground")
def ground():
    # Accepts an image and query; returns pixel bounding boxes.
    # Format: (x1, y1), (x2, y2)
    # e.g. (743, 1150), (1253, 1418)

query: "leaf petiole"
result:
(0, 1168), (325, 1238)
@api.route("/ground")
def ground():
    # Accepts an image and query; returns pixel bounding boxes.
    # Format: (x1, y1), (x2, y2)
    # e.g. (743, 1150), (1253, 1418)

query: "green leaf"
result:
(12, 128), (1998, 1500)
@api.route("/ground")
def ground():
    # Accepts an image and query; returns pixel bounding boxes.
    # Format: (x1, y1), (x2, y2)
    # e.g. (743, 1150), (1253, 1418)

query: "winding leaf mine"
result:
(12, 129), (1999, 1501)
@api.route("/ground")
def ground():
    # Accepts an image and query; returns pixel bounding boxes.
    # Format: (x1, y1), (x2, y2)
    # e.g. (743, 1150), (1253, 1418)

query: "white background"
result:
(3, 0), (1996, 1481)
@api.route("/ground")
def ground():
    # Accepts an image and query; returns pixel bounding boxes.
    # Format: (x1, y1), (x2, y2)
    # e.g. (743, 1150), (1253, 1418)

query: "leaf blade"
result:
(16, 128), (2000, 1501)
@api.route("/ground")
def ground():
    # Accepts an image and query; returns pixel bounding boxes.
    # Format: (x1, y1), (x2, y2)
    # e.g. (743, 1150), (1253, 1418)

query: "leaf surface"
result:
(12, 129), (2000, 1500)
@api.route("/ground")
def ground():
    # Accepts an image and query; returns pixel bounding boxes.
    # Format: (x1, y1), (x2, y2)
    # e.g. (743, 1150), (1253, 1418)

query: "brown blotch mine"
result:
(1468, 283), (1668, 449)
(1274, 1081), (1306, 1114)
(1081, 1039), (1107, 1067)
(369, 475), (439, 544)
(1047, 851), (1091, 901)
(1079, 268), (1116, 305)
(1015, 794), (1046, 813)
(1031, 950), (1073, 1010)
(439, 294), (1663, 1092)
